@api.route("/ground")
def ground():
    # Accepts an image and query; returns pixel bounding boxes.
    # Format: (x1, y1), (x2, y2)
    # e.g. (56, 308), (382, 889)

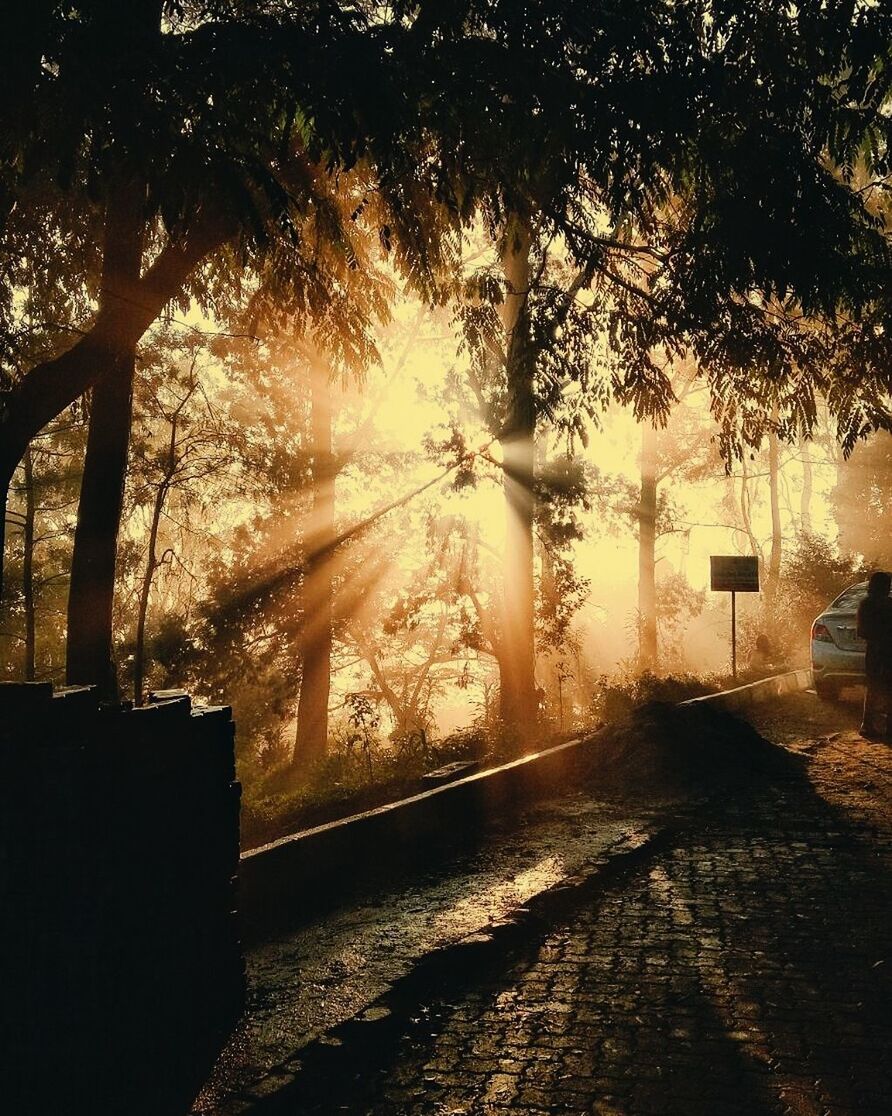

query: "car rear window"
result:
(831, 584), (868, 611)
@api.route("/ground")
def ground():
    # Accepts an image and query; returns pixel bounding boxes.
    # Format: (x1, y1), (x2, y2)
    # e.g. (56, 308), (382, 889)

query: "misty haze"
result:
(3, 4), (892, 1115)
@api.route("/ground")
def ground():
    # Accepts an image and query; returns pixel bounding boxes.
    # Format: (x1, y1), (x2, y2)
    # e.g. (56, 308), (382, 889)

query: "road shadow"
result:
(224, 710), (892, 1114)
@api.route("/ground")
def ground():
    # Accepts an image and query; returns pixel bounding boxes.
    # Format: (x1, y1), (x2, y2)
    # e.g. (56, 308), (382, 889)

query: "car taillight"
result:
(812, 622), (834, 643)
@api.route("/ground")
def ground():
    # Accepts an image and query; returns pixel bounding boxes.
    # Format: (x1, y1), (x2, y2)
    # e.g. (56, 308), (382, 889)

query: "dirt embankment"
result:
(577, 700), (806, 799)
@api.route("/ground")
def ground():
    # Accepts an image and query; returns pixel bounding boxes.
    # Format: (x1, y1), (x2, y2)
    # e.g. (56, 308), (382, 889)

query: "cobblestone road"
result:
(353, 698), (892, 1115)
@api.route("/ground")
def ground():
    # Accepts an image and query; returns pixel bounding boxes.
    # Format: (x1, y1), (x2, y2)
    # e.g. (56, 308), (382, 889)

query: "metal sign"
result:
(710, 555), (760, 594)
(710, 556), (760, 681)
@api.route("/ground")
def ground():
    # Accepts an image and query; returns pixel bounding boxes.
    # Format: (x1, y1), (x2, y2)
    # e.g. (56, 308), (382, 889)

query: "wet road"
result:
(338, 694), (892, 1115)
(195, 792), (657, 1113)
(200, 692), (892, 1115)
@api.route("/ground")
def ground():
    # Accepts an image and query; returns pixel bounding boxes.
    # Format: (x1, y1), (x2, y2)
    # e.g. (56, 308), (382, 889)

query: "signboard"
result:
(710, 555), (760, 594)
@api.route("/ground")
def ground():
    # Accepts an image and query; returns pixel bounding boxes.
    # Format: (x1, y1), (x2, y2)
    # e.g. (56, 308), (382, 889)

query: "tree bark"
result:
(293, 360), (336, 770)
(800, 438), (813, 534)
(22, 448), (36, 680)
(66, 184), (145, 693)
(66, 348), (137, 694)
(638, 421), (659, 673)
(0, 214), (228, 600)
(767, 425), (782, 603)
(498, 218), (538, 743)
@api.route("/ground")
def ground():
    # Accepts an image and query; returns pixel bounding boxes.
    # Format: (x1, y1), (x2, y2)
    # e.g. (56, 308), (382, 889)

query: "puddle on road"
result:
(194, 794), (647, 1112)
(427, 854), (566, 941)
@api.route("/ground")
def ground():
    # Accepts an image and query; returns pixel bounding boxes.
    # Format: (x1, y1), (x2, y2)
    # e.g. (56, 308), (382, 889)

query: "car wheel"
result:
(814, 678), (841, 702)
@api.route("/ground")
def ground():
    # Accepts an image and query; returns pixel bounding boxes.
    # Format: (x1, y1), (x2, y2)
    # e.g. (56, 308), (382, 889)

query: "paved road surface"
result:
(356, 693), (892, 1115)
(196, 793), (657, 1113)
(204, 692), (892, 1115)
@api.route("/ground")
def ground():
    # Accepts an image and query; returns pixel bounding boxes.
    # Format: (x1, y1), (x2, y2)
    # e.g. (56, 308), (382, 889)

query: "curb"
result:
(238, 735), (588, 942)
(681, 668), (813, 713)
(238, 670), (813, 942)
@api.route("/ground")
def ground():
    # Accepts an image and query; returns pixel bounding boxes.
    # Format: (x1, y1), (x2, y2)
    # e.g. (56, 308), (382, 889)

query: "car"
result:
(810, 581), (868, 700)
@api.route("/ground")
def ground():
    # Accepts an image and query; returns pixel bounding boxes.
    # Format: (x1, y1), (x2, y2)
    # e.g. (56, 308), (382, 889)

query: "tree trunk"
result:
(800, 439), (813, 534)
(638, 421), (659, 673)
(134, 481), (167, 706)
(66, 348), (136, 694)
(293, 360), (336, 770)
(767, 426), (782, 604)
(498, 218), (538, 742)
(738, 455), (760, 558)
(0, 476), (8, 629)
(22, 448), (36, 680)
(66, 184), (146, 694)
(535, 432), (559, 719)
(0, 218), (229, 601)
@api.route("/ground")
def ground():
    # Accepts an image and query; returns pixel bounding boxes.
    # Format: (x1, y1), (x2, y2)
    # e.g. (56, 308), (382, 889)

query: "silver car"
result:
(811, 581), (867, 700)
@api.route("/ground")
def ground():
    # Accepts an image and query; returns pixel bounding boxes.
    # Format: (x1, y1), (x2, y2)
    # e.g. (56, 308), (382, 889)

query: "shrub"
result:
(588, 671), (721, 724)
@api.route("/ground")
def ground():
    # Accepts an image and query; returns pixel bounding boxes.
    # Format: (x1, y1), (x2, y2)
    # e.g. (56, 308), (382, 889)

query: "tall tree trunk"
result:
(766, 425), (782, 604)
(22, 447), (36, 680)
(498, 218), (538, 742)
(535, 432), (559, 719)
(66, 184), (145, 694)
(738, 455), (760, 558)
(0, 476), (7, 609)
(800, 439), (813, 534)
(66, 349), (136, 694)
(134, 482), (167, 706)
(638, 421), (659, 673)
(293, 360), (336, 770)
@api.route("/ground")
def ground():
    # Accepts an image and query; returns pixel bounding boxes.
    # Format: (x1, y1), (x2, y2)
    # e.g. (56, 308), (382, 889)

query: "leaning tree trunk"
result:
(22, 447), (36, 681)
(0, 204), (228, 603)
(66, 184), (145, 695)
(498, 218), (538, 742)
(293, 359), (336, 771)
(638, 421), (659, 673)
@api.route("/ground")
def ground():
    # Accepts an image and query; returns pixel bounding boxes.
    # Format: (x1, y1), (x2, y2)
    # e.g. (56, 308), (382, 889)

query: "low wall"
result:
(239, 735), (585, 940)
(239, 670), (813, 941)
(0, 683), (243, 1116)
(681, 668), (813, 712)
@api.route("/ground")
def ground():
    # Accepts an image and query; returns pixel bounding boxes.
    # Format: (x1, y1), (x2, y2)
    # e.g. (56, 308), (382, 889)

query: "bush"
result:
(588, 671), (721, 724)
(766, 534), (871, 666)
(239, 723), (492, 849)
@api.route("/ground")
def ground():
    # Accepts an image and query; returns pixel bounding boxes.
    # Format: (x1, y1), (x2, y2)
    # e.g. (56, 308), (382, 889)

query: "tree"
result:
(292, 358), (336, 770)
(345, 511), (483, 744)
(638, 420), (659, 673)
(6, 0), (892, 724)
(438, 0), (892, 730)
(0, 0), (472, 640)
(831, 431), (892, 565)
(0, 412), (84, 681)
(126, 337), (245, 704)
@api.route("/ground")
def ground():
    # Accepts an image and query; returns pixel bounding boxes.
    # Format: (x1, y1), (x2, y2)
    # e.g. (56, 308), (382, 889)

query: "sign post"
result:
(710, 556), (760, 681)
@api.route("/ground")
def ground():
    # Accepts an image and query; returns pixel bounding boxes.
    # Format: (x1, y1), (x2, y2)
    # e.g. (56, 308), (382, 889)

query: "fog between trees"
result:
(3, 2), (892, 829)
